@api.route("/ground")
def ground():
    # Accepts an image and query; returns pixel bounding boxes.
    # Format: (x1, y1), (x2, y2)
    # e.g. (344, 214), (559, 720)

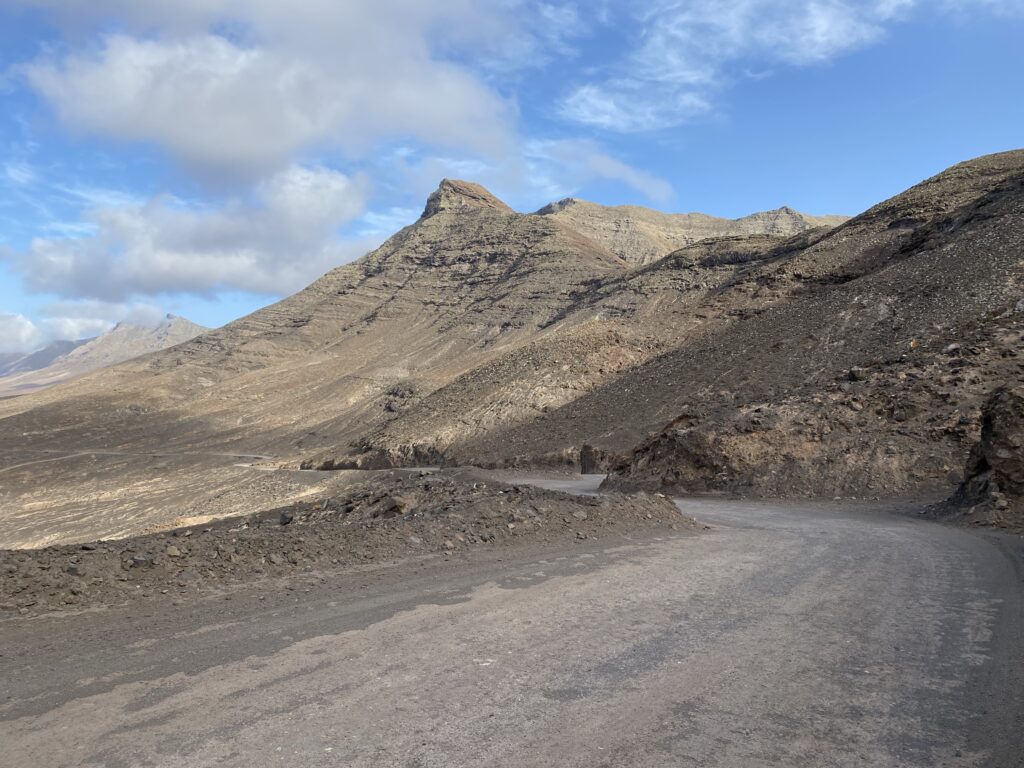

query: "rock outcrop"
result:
(941, 387), (1024, 528)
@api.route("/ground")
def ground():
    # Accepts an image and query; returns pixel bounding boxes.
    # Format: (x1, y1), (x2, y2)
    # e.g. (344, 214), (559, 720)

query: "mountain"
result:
(582, 151), (1024, 504)
(537, 197), (847, 265)
(0, 315), (207, 397)
(1, 152), (1021, 546)
(0, 339), (89, 379)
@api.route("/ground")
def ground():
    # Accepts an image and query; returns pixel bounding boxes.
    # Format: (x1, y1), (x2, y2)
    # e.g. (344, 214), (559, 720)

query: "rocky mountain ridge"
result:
(537, 196), (847, 265)
(1, 151), (1020, 543)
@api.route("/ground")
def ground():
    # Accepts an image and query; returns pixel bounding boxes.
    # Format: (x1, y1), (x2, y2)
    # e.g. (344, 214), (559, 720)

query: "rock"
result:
(572, 510), (588, 520)
(165, 546), (183, 558)
(130, 554), (155, 568)
(373, 496), (405, 519)
(267, 553), (284, 565)
(848, 367), (869, 382)
(65, 565), (81, 576)
(280, 511), (294, 526)
(949, 386), (1024, 521)
(580, 444), (601, 474)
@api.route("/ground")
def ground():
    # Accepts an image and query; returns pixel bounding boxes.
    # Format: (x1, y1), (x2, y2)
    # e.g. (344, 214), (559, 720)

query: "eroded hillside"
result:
(1, 152), (1021, 545)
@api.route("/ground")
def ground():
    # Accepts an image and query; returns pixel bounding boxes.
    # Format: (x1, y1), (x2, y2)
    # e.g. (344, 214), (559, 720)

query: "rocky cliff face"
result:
(940, 387), (1024, 529)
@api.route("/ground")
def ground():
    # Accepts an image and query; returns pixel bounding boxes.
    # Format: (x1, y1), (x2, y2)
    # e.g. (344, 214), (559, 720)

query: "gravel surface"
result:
(1, 483), (1021, 767)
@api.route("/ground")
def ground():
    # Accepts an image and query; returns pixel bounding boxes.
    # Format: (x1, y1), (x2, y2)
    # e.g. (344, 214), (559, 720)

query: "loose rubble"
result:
(0, 471), (695, 617)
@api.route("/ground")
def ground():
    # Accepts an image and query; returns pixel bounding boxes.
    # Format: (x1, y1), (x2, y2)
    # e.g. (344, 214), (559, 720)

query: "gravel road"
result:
(1, 478), (1021, 767)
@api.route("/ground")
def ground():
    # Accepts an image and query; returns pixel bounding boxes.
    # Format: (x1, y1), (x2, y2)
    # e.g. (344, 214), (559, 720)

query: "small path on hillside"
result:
(0, 449), (274, 475)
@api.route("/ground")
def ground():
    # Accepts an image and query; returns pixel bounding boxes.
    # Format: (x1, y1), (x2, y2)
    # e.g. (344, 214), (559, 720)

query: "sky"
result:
(0, 1), (1022, 353)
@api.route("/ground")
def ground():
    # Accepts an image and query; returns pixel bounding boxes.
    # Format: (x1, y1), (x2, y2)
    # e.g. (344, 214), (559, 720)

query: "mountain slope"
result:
(1, 154), (1020, 546)
(570, 150), (1024, 496)
(0, 180), (629, 455)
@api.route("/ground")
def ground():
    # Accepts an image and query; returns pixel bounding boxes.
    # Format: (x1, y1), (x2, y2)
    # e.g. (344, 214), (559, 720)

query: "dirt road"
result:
(1, 480), (1022, 767)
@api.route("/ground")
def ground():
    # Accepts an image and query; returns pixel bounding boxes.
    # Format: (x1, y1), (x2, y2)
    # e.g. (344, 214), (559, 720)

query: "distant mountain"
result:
(0, 339), (89, 378)
(0, 315), (207, 397)
(536, 198), (847, 265)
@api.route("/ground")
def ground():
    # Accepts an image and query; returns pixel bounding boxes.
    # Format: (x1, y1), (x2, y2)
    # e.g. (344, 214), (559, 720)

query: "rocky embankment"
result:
(604, 307), (1023, 500)
(935, 386), (1024, 530)
(0, 471), (695, 617)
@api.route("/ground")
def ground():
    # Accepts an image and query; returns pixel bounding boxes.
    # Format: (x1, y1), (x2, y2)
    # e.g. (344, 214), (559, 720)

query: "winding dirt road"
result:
(1, 478), (1022, 767)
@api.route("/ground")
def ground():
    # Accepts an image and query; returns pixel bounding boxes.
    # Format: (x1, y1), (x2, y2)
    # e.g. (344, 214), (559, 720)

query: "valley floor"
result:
(1, 482), (1022, 767)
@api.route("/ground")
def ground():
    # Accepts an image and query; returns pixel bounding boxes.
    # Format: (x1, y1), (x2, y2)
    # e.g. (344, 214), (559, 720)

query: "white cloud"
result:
(4, 162), (36, 186)
(3, 165), (378, 301)
(20, 3), (523, 179)
(0, 313), (45, 354)
(560, 0), (923, 131)
(561, 83), (710, 133)
(0, 301), (171, 354)
(525, 139), (674, 202)
(37, 300), (166, 341)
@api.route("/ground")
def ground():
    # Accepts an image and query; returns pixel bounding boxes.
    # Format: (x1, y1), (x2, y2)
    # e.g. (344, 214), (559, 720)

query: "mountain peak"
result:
(421, 179), (513, 219)
(535, 197), (584, 215)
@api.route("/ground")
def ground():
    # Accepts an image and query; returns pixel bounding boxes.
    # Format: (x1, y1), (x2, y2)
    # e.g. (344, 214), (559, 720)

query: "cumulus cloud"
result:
(0, 313), (45, 354)
(3, 165), (378, 301)
(559, 0), (960, 131)
(19, 1), (526, 179)
(39, 300), (167, 340)
(0, 302), (172, 354)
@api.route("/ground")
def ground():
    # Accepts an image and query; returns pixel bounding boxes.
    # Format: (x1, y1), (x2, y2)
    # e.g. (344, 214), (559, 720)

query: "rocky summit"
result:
(0, 150), (1022, 545)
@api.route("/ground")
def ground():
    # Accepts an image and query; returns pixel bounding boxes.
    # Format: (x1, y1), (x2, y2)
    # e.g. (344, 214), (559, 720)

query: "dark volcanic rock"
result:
(941, 386), (1024, 529)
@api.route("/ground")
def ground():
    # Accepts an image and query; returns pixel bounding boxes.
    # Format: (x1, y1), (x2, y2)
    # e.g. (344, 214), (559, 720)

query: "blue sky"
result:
(1, 0), (1022, 352)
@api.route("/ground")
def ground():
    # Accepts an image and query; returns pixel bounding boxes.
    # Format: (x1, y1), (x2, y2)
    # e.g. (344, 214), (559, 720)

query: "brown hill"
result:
(1, 152), (1021, 546)
(587, 151), (1024, 497)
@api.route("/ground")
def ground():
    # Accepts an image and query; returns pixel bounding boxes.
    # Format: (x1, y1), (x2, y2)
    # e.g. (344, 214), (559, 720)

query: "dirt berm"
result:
(0, 470), (695, 617)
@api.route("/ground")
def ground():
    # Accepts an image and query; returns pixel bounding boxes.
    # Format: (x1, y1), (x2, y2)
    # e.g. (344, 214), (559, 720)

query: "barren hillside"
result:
(1, 153), (1020, 544)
